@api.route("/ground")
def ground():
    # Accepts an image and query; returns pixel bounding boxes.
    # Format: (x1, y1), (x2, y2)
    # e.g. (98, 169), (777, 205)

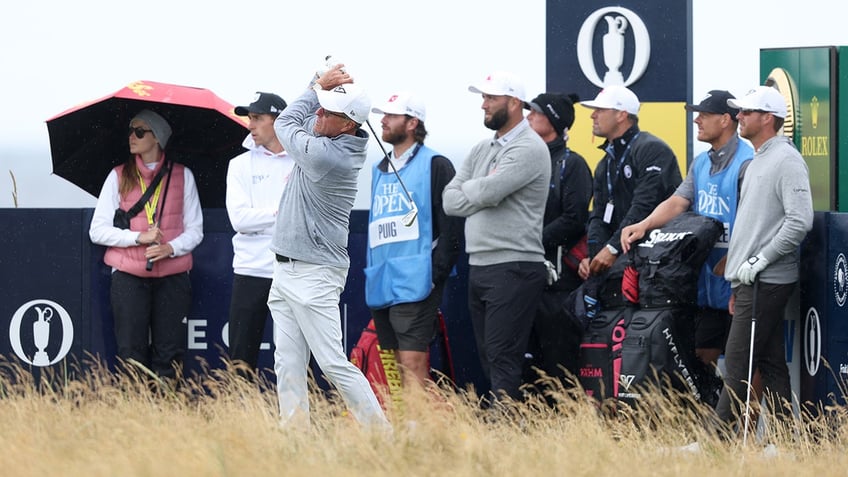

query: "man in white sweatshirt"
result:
(226, 92), (293, 374)
(715, 86), (813, 431)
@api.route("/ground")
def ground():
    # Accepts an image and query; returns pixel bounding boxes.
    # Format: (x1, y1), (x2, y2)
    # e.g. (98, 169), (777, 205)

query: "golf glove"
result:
(317, 55), (346, 76)
(736, 253), (768, 285)
(544, 260), (558, 286)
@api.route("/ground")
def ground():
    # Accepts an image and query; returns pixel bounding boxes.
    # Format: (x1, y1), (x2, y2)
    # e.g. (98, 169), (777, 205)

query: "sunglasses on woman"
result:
(128, 126), (153, 139)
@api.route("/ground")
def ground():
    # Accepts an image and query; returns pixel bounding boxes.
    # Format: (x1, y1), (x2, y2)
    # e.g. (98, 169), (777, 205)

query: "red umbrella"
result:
(47, 80), (249, 208)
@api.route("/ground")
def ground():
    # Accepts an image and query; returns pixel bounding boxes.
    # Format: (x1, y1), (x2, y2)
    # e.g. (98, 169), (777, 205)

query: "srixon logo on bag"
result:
(637, 229), (693, 248)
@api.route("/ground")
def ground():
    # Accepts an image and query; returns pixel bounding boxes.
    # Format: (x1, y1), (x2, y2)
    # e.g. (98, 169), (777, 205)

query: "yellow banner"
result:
(568, 102), (690, 201)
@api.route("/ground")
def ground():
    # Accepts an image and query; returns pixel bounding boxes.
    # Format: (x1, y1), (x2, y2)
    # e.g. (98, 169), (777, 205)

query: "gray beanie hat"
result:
(130, 109), (172, 149)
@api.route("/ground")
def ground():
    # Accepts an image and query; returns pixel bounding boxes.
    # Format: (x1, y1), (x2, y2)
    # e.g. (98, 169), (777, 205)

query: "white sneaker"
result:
(658, 441), (701, 455)
(761, 443), (778, 458)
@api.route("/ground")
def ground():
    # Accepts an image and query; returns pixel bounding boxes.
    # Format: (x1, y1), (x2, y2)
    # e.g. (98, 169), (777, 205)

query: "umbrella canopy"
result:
(47, 80), (249, 208)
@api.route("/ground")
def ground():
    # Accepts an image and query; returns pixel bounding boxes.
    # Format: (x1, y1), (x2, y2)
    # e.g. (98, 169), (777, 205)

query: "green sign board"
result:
(760, 47), (837, 211)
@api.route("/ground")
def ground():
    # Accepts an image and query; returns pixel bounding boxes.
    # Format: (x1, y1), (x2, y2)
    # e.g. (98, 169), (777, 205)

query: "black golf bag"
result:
(616, 212), (724, 406)
(573, 255), (637, 400)
(577, 306), (632, 401)
(630, 211), (724, 308)
(577, 212), (724, 406)
(617, 306), (705, 406)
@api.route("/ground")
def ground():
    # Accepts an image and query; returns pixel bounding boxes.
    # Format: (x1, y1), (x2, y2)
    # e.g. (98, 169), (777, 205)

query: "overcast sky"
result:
(1, 0), (844, 208)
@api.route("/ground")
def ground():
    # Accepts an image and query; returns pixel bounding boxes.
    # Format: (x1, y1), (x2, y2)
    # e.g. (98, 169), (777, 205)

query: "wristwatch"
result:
(606, 244), (619, 256)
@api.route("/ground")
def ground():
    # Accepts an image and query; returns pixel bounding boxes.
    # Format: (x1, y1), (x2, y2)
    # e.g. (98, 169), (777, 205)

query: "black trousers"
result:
(110, 271), (192, 378)
(227, 274), (273, 370)
(526, 289), (583, 386)
(469, 261), (547, 401)
(716, 281), (795, 423)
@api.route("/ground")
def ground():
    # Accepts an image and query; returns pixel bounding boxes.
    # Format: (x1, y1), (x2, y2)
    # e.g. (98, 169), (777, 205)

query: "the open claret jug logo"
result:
(8, 299), (74, 366)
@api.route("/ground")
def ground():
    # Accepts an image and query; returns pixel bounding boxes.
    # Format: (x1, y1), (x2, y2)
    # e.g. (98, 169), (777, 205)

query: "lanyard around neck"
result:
(136, 167), (164, 225)
(605, 132), (640, 200)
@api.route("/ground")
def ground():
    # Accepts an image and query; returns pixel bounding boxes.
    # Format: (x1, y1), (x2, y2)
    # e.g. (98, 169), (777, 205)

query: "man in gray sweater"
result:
(444, 71), (550, 403)
(715, 85), (813, 431)
(269, 63), (389, 430)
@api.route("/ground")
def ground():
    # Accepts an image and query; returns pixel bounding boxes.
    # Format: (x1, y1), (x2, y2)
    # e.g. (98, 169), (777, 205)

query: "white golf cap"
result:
(580, 85), (640, 115)
(371, 91), (426, 122)
(316, 82), (371, 124)
(726, 86), (787, 118)
(468, 71), (526, 101)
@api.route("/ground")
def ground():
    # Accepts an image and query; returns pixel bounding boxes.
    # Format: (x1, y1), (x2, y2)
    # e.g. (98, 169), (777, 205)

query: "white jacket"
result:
(226, 135), (294, 278)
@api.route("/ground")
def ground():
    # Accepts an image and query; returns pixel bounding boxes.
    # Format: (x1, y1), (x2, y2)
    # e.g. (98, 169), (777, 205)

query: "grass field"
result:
(1, 360), (846, 477)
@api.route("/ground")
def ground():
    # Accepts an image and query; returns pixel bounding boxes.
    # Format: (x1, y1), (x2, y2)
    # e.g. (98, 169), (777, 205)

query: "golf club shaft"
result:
(365, 120), (415, 204)
(742, 277), (759, 446)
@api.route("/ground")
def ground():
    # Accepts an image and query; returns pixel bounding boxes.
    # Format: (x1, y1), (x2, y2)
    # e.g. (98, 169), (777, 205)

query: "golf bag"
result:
(615, 211), (724, 406)
(349, 319), (397, 406)
(577, 212), (723, 405)
(617, 307), (704, 405)
(349, 310), (454, 408)
(577, 306), (633, 400)
(630, 211), (724, 308)
(572, 254), (637, 401)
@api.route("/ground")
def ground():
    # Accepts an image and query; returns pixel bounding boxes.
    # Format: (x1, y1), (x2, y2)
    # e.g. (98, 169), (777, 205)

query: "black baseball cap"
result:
(685, 90), (739, 117)
(524, 92), (579, 135)
(234, 92), (287, 116)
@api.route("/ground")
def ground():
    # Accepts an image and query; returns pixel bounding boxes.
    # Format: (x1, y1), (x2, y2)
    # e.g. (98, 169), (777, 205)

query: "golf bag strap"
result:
(126, 159), (169, 219)
(154, 160), (174, 223)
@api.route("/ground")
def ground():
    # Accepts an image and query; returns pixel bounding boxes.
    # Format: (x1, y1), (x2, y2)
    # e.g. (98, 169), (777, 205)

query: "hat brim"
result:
(726, 98), (746, 110)
(469, 85), (523, 100)
(684, 104), (724, 114)
(371, 106), (404, 116)
(579, 99), (607, 110)
(469, 85), (495, 95)
(316, 90), (348, 116)
(523, 101), (543, 113)
(235, 105), (280, 116)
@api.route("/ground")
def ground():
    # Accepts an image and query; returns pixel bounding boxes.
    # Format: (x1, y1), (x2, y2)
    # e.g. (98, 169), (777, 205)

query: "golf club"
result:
(365, 119), (418, 227)
(742, 277), (759, 446)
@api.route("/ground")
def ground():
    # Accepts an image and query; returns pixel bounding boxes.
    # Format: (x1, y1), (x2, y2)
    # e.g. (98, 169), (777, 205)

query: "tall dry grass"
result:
(1, 359), (847, 477)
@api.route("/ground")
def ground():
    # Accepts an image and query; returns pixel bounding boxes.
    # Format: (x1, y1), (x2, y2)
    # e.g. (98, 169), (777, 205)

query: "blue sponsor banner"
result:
(546, 0), (692, 102)
(0, 209), (481, 393)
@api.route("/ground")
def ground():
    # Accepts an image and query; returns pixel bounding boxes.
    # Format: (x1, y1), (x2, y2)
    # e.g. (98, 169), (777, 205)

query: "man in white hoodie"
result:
(226, 92), (293, 374)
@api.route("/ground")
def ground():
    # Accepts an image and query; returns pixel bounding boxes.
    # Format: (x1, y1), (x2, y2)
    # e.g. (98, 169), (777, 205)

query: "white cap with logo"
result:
(726, 86), (787, 118)
(371, 91), (426, 122)
(316, 82), (371, 124)
(468, 71), (526, 102)
(580, 85), (641, 115)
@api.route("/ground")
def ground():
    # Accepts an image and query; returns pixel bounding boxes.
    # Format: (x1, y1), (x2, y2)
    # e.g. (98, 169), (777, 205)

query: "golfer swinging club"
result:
(267, 58), (389, 430)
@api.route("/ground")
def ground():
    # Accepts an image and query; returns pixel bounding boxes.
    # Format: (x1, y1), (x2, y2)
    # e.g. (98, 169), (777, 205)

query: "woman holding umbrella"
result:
(89, 109), (203, 381)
